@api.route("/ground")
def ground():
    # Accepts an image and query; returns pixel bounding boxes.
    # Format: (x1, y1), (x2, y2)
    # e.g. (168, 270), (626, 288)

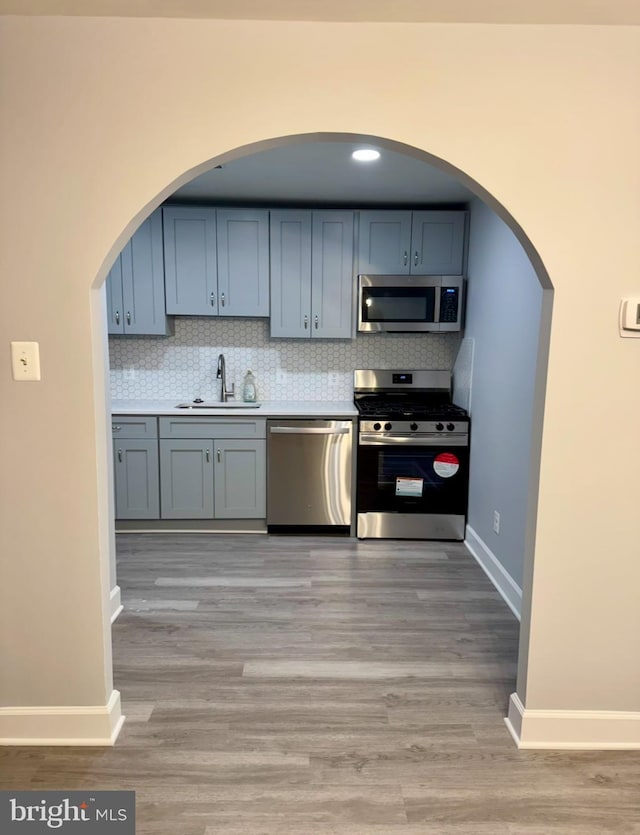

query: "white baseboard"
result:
(110, 584), (123, 623)
(464, 525), (522, 620)
(0, 689), (125, 746)
(505, 692), (640, 749)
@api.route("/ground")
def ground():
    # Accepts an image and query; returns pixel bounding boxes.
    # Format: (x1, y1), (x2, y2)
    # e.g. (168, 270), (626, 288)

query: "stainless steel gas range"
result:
(354, 369), (470, 540)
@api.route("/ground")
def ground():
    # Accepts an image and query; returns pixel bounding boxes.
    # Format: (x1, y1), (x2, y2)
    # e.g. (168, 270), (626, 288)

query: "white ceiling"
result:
(170, 141), (473, 206)
(1, 0), (639, 25)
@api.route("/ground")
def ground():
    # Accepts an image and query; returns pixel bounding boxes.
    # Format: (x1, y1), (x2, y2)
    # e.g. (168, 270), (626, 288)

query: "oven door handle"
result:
(359, 434), (468, 446)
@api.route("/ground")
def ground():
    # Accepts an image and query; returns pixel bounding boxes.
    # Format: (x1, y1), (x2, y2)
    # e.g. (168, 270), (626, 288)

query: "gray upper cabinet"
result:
(216, 210), (270, 317)
(357, 211), (413, 275)
(270, 210), (354, 339)
(163, 206), (218, 315)
(358, 210), (466, 275)
(106, 209), (170, 335)
(163, 206), (270, 318)
(269, 211), (312, 338)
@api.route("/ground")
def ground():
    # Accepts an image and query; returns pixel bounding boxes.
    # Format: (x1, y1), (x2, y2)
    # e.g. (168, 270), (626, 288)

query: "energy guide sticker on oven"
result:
(396, 477), (424, 497)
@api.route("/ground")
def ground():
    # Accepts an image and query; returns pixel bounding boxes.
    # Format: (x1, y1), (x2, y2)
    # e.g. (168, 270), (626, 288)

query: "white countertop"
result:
(111, 399), (358, 418)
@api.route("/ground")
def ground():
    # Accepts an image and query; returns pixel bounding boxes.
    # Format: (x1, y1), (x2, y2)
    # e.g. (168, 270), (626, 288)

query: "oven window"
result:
(362, 287), (436, 323)
(357, 445), (469, 515)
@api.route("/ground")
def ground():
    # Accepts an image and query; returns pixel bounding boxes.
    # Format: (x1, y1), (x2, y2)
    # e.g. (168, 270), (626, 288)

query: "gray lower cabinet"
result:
(158, 418), (266, 520)
(106, 209), (171, 335)
(270, 210), (354, 338)
(159, 439), (215, 519)
(112, 418), (160, 519)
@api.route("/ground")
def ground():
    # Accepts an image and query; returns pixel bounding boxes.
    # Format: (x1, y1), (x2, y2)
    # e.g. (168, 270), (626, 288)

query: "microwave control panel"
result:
(440, 287), (460, 323)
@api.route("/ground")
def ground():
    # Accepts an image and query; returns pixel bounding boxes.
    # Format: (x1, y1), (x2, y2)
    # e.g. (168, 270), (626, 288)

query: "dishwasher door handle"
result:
(269, 426), (350, 435)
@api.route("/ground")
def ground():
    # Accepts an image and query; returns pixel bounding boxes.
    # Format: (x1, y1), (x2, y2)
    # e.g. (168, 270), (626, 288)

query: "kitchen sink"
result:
(175, 401), (261, 409)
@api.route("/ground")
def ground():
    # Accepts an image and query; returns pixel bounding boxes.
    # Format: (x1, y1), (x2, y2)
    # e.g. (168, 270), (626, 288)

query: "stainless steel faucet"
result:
(216, 353), (235, 402)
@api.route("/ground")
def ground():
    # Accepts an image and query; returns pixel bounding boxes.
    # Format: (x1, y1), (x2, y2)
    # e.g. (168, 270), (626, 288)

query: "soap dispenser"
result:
(242, 369), (257, 402)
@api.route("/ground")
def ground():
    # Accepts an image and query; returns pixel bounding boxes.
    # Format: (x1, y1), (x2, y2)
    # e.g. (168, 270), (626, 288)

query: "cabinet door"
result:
(357, 211), (412, 274)
(121, 209), (170, 334)
(311, 211), (354, 339)
(163, 206), (218, 315)
(160, 439), (214, 519)
(269, 210), (312, 338)
(113, 440), (160, 519)
(214, 439), (266, 519)
(216, 210), (270, 317)
(105, 256), (124, 334)
(411, 211), (466, 275)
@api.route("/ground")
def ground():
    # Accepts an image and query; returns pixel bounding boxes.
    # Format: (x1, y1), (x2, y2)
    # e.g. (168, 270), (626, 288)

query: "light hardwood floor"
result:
(2, 534), (639, 833)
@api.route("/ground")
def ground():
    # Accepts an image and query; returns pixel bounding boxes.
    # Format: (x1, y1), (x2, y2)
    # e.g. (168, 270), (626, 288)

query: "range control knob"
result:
(447, 423), (456, 431)
(436, 422), (444, 431)
(410, 422), (418, 431)
(384, 422), (392, 431)
(373, 422), (381, 431)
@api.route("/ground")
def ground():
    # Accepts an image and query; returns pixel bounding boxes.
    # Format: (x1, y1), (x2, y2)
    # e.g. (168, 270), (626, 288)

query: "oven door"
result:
(357, 438), (469, 516)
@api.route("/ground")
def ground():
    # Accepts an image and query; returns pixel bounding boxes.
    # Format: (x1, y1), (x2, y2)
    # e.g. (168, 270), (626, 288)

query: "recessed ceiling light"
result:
(352, 149), (380, 162)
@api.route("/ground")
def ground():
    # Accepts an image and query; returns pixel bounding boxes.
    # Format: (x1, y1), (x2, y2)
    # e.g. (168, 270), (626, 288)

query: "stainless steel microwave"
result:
(358, 275), (465, 333)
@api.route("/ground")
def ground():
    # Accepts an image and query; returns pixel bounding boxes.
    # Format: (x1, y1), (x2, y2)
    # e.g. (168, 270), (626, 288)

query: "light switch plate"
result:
(11, 341), (41, 381)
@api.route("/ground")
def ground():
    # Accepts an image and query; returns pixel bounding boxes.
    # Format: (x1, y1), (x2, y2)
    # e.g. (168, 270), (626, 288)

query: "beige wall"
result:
(1, 16), (639, 719)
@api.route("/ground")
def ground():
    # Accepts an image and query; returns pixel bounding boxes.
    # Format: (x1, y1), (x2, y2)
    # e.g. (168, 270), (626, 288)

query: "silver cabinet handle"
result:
(403, 251), (408, 266)
(414, 251), (419, 266)
(205, 449), (210, 462)
(210, 292), (216, 307)
(304, 314), (308, 329)
(115, 311), (120, 325)
(221, 292), (225, 307)
(117, 449), (123, 462)
(217, 448), (222, 463)
(314, 314), (319, 329)
(126, 311), (131, 325)
(112, 425), (121, 432)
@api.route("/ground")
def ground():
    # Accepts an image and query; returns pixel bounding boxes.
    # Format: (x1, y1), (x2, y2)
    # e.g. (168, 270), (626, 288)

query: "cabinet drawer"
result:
(112, 416), (158, 438)
(159, 417), (266, 439)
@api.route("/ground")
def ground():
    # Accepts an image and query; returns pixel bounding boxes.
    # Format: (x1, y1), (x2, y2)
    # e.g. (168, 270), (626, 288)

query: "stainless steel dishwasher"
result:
(267, 419), (353, 534)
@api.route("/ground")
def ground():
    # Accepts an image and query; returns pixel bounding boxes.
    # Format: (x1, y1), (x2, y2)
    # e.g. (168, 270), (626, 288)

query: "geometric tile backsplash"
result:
(109, 318), (461, 401)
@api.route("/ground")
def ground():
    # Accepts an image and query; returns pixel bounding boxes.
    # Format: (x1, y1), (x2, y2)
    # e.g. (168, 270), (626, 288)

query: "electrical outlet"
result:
(123, 367), (136, 381)
(493, 510), (501, 535)
(327, 372), (340, 387)
(276, 369), (286, 384)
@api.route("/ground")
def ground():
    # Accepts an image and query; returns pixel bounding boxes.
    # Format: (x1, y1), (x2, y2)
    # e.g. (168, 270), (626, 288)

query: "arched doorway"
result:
(101, 131), (554, 746)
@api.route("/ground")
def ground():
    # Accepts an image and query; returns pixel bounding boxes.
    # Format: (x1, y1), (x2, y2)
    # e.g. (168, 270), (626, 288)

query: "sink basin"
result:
(175, 401), (261, 409)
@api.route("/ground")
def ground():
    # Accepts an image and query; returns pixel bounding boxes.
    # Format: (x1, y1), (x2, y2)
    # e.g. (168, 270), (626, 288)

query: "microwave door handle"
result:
(433, 283), (442, 330)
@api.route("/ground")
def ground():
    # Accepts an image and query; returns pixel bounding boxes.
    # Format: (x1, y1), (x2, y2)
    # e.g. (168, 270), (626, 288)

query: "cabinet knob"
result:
(117, 449), (123, 463)
(115, 311), (120, 325)
(205, 449), (210, 462)
(210, 292), (216, 307)
(304, 314), (308, 329)
(221, 292), (225, 307)
(217, 448), (222, 463)
(126, 311), (131, 325)
(314, 314), (319, 329)
(403, 251), (408, 266)
(414, 251), (419, 267)
(112, 425), (121, 432)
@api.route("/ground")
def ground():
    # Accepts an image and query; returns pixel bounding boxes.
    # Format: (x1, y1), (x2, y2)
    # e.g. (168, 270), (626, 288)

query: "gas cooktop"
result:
(353, 369), (469, 422)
